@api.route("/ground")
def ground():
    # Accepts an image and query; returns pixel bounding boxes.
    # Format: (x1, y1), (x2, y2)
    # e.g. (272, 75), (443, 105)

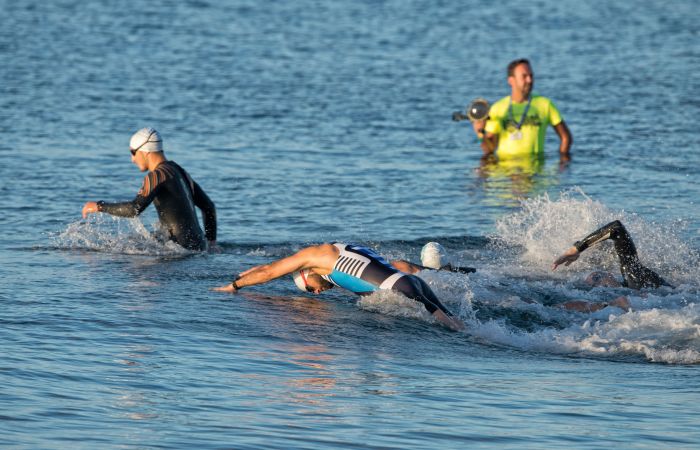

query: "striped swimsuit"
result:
(322, 243), (453, 316)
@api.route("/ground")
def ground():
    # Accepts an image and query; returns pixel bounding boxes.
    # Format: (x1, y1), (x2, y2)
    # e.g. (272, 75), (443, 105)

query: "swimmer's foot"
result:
(608, 296), (631, 311)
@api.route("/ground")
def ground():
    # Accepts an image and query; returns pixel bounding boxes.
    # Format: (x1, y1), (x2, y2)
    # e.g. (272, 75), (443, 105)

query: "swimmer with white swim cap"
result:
(81, 127), (218, 251)
(391, 242), (476, 275)
(214, 243), (467, 332)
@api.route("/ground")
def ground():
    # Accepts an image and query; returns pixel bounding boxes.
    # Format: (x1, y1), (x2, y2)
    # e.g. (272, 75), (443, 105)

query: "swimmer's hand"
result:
(472, 119), (486, 137)
(82, 201), (99, 219)
(212, 282), (238, 293)
(552, 246), (580, 270)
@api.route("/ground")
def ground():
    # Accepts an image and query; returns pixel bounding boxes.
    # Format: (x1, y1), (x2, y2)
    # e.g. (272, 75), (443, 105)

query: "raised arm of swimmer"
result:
(553, 220), (670, 290)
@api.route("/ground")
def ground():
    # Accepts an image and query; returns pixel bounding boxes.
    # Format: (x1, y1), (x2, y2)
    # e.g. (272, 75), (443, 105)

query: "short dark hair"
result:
(507, 59), (531, 77)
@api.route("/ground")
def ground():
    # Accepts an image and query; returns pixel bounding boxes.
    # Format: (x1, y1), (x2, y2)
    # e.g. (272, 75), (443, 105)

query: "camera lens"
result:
(467, 99), (489, 121)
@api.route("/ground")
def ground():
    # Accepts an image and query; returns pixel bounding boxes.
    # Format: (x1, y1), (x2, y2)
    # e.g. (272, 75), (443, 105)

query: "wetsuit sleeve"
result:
(97, 173), (159, 217)
(448, 265), (477, 274)
(573, 220), (633, 253)
(574, 220), (669, 289)
(192, 181), (217, 242)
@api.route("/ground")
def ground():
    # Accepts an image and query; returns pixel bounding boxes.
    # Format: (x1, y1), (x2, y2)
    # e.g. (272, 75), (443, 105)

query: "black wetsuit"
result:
(574, 220), (669, 289)
(97, 161), (216, 251)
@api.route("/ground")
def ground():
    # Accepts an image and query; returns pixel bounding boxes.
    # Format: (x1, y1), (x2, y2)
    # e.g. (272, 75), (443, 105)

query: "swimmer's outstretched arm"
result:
(552, 246), (581, 270)
(82, 171), (168, 219)
(212, 243), (336, 293)
(560, 296), (630, 313)
(82, 191), (157, 219)
(552, 221), (628, 270)
(390, 260), (476, 275)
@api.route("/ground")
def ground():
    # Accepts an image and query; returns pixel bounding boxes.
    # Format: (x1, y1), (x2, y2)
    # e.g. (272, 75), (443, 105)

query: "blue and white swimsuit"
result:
(321, 243), (453, 316)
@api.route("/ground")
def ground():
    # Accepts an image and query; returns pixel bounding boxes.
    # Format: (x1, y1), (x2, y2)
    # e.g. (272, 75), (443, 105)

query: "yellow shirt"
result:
(484, 94), (562, 159)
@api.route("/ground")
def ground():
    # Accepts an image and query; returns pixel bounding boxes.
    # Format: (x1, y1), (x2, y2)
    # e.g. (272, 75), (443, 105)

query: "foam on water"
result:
(350, 191), (700, 364)
(445, 190), (700, 364)
(52, 215), (191, 256)
(494, 188), (700, 283)
(46, 190), (700, 364)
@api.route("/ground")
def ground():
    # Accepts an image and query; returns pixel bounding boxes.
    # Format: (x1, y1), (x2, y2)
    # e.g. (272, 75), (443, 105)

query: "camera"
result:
(452, 98), (490, 122)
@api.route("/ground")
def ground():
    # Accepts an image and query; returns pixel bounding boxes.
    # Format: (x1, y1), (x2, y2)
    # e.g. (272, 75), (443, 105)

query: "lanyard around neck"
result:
(508, 96), (532, 130)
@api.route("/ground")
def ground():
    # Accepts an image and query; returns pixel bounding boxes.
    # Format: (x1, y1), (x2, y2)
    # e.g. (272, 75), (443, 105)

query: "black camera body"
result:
(452, 98), (489, 122)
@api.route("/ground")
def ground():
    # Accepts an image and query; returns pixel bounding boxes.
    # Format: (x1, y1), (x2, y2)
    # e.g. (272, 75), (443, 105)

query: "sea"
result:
(2, 0), (700, 448)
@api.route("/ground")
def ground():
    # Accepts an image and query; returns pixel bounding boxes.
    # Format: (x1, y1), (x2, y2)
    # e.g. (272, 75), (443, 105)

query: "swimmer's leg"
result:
(393, 275), (466, 331)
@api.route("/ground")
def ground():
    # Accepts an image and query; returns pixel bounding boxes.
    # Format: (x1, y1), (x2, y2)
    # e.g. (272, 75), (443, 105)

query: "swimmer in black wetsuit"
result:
(82, 128), (217, 251)
(552, 220), (670, 289)
(213, 243), (466, 331)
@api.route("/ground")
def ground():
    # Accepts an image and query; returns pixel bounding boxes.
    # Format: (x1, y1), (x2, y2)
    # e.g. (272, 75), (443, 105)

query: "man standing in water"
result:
(82, 127), (217, 251)
(472, 59), (572, 162)
(213, 242), (466, 331)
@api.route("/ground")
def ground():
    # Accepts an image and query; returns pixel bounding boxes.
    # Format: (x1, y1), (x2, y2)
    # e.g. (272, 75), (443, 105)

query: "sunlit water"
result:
(2, 0), (699, 448)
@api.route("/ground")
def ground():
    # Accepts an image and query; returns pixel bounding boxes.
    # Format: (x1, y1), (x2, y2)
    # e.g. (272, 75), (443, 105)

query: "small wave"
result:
(378, 191), (700, 364)
(51, 216), (193, 256)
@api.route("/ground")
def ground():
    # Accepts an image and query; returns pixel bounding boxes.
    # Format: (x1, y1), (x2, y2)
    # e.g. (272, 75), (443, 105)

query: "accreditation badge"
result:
(510, 130), (523, 141)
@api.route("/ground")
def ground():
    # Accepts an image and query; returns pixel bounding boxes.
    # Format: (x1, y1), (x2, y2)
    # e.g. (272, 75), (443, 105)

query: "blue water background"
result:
(2, 0), (700, 448)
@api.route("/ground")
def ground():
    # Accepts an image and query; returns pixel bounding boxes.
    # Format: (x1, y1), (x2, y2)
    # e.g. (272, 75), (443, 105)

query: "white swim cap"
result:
(421, 242), (448, 269)
(292, 269), (312, 292)
(129, 127), (163, 153)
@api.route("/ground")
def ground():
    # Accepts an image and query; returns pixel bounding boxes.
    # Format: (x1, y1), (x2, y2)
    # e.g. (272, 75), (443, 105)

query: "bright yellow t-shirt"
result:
(484, 94), (562, 159)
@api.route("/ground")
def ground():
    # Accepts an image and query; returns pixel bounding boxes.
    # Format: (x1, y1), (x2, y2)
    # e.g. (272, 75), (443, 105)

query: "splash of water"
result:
(52, 215), (191, 256)
(427, 189), (700, 364)
(494, 188), (700, 283)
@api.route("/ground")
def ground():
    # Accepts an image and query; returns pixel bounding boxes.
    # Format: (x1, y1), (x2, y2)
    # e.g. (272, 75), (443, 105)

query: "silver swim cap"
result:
(421, 242), (448, 269)
(129, 127), (163, 153)
(292, 269), (312, 292)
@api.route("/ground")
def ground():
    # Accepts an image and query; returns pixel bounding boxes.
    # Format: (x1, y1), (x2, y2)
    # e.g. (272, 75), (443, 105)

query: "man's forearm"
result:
(555, 121), (572, 154)
(480, 135), (497, 154)
(97, 200), (140, 217)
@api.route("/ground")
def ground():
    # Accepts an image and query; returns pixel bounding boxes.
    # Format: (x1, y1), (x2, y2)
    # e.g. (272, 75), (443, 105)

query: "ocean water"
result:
(2, 0), (700, 448)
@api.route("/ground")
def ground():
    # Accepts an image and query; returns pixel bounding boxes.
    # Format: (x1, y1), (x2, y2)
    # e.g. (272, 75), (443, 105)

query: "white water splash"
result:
(494, 188), (700, 284)
(426, 189), (700, 364)
(52, 215), (191, 256)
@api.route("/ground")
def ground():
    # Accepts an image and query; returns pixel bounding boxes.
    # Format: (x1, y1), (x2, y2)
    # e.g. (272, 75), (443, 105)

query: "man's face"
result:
(131, 149), (149, 172)
(304, 273), (334, 294)
(585, 271), (622, 288)
(508, 63), (534, 98)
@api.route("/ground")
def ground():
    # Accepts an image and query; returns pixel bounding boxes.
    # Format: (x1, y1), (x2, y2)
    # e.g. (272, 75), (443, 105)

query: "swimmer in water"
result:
(82, 128), (217, 251)
(552, 220), (672, 312)
(391, 242), (476, 275)
(213, 242), (466, 331)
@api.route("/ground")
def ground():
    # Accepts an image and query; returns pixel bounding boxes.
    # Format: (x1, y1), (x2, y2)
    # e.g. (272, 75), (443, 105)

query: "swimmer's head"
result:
(292, 269), (333, 294)
(585, 271), (622, 288)
(129, 127), (163, 154)
(421, 242), (449, 269)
